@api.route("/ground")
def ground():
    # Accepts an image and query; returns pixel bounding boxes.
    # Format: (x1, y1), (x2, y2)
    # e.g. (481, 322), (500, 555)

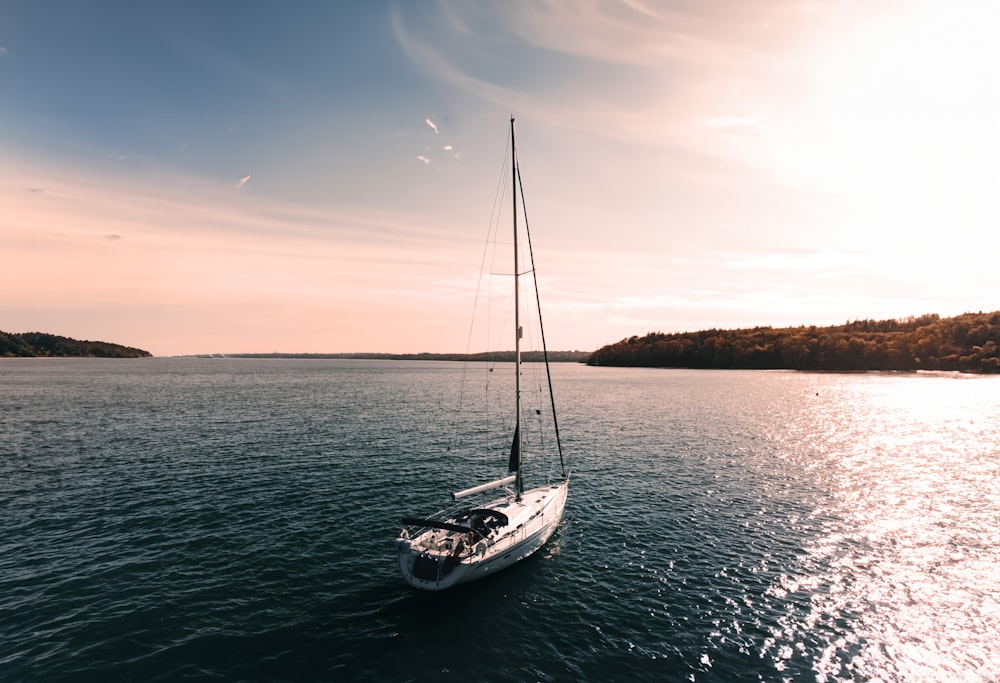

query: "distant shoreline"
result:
(0, 331), (151, 358)
(587, 311), (1000, 374)
(8, 308), (999, 373)
(213, 351), (592, 362)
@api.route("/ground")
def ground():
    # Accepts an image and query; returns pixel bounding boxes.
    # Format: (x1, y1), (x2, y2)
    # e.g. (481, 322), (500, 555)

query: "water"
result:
(2, 359), (998, 681)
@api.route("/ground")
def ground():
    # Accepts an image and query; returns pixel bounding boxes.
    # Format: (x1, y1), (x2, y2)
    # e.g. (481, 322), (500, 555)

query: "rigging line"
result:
(486, 136), (513, 368)
(516, 162), (567, 478)
(451, 124), (512, 455)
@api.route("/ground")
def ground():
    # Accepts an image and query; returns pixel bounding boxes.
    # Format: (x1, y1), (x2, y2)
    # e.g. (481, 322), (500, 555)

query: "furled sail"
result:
(507, 423), (520, 472)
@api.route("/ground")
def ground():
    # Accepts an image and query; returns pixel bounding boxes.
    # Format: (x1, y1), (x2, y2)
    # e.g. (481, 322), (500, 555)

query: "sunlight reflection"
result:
(767, 375), (1000, 682)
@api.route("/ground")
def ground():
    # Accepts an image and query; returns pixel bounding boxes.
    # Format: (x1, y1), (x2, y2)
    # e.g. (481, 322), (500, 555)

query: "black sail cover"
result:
(508, 423), (520, 472)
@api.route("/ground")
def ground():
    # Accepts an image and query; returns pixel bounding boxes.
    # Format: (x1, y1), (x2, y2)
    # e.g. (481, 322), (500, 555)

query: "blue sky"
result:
(2, 1), (999, 355)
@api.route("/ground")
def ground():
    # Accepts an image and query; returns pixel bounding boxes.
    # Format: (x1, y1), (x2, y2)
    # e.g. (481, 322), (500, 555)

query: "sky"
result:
(2, 1), (999, 356)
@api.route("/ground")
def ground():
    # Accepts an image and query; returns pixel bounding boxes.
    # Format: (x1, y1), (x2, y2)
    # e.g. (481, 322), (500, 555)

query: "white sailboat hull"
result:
(395, 479), (568, 591)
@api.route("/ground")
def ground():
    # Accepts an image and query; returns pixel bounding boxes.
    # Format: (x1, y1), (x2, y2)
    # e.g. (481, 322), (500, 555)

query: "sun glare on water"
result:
(767, 375), (1000, 681)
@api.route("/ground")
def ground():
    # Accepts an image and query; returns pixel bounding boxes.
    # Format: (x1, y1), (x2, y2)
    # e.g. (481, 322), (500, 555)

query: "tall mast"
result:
(511, 116), (523, 499)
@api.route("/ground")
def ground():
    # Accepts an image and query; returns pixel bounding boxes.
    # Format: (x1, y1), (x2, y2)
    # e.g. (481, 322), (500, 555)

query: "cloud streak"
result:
(0, 160), (484, 355)
(425, 117), (439, 134)
(236, 174), (251, 189)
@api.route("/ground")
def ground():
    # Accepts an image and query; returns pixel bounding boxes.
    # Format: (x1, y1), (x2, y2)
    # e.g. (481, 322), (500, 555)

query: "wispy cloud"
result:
(236, 174), (252, 189)
(0, 47), (8, 55)
(389, 3), (817, 158)
(704, 115), (757, 128)
(416, 155), (431, 165)
(0, 160), (483, 354)
(425, 117), (439, 134)
(52, 232), (124, 242)
(729, 251), (868, 274)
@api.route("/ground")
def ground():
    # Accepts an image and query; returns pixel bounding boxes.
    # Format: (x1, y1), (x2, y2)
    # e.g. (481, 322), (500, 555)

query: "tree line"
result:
(587, 312), (1000, 373)
(0, 331), (152, 358)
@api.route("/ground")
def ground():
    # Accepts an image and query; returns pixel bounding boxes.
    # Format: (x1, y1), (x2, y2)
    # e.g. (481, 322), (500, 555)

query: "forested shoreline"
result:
(0, 331), (152, 358)
(587, 312), (1000, 373)
(9, 310), (1000, 371)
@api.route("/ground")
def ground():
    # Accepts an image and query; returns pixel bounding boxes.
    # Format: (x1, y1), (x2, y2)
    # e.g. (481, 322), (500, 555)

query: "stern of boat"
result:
(394, 530), (473, 590)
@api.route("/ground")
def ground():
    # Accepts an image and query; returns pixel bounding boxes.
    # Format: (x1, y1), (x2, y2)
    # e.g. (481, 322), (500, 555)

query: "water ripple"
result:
(1, 361), (998, 681)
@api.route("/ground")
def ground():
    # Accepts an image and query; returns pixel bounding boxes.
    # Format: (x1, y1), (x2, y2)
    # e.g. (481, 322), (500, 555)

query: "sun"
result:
(764, 1), (1000, 264)
(778, 1), (1000, 206)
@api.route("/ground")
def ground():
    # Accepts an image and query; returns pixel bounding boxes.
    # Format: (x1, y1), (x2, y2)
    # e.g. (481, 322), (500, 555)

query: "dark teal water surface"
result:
(2, 359), (998, 681)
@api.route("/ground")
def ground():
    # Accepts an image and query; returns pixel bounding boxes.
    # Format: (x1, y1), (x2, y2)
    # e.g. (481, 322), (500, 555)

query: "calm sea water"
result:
(2, 359), (998, 682)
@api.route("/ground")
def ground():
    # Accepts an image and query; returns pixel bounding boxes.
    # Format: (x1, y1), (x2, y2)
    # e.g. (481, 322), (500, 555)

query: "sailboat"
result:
(394, 118), (570, 590)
